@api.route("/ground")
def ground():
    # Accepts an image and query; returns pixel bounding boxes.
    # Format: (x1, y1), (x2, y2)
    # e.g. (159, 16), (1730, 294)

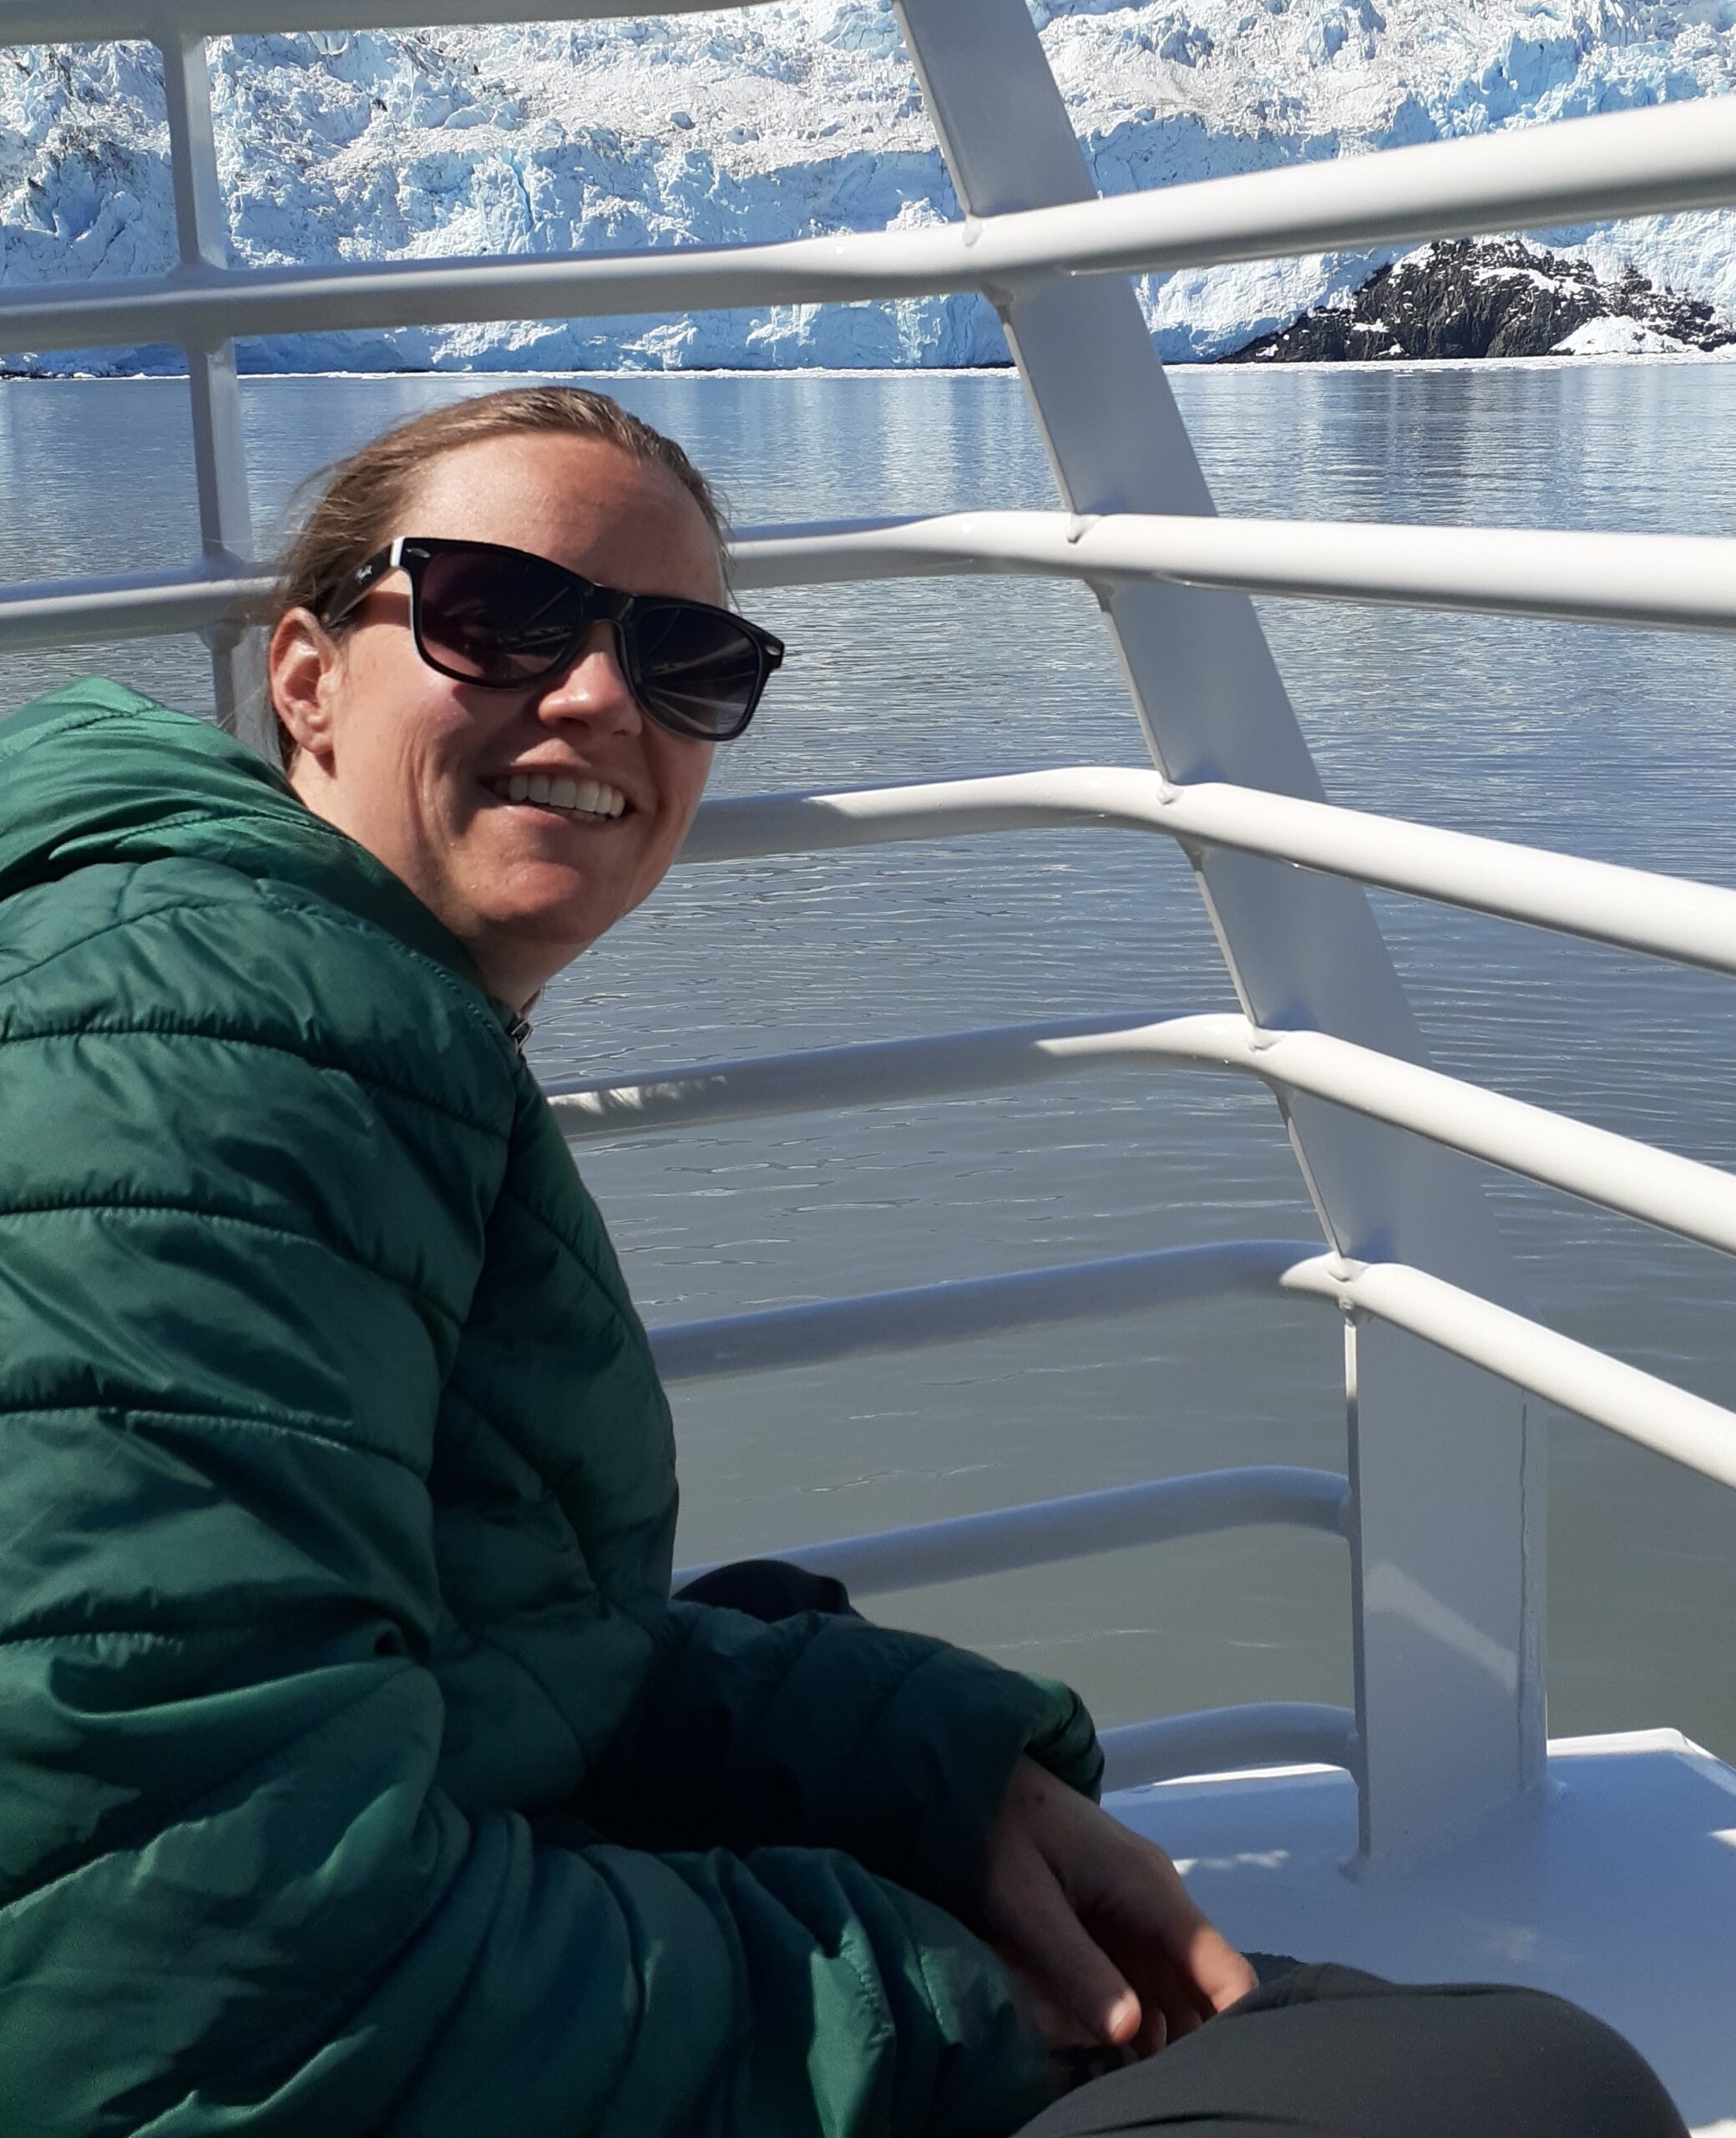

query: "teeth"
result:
(490, 773), (628, 818)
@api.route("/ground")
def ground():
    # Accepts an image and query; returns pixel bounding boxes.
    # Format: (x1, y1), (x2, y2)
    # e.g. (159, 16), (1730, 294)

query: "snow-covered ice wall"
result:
(3, 0), (1733, 372)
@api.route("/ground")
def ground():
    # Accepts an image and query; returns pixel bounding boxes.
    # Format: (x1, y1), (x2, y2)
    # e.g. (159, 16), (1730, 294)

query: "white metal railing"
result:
(733, 510), (1736, 639)
(554, 1010), (1736, 1264)
(0, 564), (275, 655)
(675, 768), (1736, 982)
(13, 0), (1736, 1849)
(6, 99), (1736, 355)
(12, 504), (1736, 660)
(1096, 1704), (1358, 1795)
(673, 1465), (1350, 1597)
(646, 1229), (1736, 1491)
(1282, 1258), (1736, 1492)
(154, 22), (259, 737)
(571, 1014), (1736, 1490)
(648, 1240), (1317, 1382)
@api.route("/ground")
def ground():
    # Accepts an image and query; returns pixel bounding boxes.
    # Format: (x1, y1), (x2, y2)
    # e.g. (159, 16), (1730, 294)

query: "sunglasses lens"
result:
(418, 547), (583, 686)
(404, 544), (773, 737)
(630, 601), (766, 739)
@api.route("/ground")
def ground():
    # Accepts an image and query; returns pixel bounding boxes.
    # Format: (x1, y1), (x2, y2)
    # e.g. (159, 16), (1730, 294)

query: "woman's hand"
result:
(979, 1755), (1257, 2063)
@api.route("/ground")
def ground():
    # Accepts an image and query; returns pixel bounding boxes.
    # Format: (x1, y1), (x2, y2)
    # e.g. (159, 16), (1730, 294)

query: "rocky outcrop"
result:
(1227, 239), (1736, 362)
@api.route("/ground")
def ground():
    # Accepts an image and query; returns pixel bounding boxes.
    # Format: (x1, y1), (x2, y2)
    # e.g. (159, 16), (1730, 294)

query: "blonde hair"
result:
(265, 386), (728, 768)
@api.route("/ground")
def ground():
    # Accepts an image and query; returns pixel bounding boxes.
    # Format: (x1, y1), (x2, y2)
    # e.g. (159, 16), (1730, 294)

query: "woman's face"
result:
(273, 431), (725, 1009)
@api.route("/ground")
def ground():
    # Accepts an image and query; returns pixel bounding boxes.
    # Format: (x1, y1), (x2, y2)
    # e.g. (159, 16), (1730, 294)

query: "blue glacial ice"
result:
(2, 0), (1733, 372)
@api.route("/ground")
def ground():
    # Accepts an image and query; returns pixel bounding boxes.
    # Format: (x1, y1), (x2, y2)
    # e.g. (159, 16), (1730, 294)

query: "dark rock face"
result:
(1227, 238), (1736, 362)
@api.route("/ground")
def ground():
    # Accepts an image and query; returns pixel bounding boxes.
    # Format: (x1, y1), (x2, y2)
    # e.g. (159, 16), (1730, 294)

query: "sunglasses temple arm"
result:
(320, 545), (402, 631)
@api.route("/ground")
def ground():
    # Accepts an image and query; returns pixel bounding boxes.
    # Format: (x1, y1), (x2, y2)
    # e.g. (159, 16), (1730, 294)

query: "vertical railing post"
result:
(894, 0), (1546, 1869)
(157, 28), (270, 754)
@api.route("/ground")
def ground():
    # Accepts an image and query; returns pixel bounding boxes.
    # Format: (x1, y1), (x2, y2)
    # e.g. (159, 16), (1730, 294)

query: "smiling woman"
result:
(0, 383), (1181, 2138)
(0, 386), (1687, 2138)
(266, 398), (762, 1007)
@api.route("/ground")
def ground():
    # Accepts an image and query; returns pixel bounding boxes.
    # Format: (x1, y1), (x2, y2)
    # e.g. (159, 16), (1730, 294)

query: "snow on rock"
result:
(2, 2), (1734, 372)
(1551, 312), (1691, 352)
(1231, 235), (1736, 359)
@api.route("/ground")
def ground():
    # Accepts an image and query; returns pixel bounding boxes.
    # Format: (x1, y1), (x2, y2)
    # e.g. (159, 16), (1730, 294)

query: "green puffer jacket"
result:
(0, 681), (1102, 2138)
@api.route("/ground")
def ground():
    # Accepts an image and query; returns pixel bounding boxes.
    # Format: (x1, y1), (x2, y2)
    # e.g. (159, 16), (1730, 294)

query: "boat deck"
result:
(1107, 1731), (1736, 2135)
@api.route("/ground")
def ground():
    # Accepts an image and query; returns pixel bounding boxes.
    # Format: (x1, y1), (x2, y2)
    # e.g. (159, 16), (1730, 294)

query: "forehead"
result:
(402, 430), (725, 605)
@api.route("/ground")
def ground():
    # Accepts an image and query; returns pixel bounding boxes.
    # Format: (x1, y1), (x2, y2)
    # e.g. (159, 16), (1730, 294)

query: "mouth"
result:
(483, 771), (630, 823)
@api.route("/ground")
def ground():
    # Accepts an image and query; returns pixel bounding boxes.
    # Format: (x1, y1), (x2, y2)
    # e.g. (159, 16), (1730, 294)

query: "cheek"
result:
(658, 742), (715, 843)
(330, 642), (422, 779)
(346, 669), (483, 804)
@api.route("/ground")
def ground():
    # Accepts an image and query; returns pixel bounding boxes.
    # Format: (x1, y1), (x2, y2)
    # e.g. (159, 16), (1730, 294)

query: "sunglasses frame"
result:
(318, 534), (783, 742)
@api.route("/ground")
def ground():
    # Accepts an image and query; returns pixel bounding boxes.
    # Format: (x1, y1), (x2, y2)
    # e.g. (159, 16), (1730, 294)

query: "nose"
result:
(536, 621), (643, 735)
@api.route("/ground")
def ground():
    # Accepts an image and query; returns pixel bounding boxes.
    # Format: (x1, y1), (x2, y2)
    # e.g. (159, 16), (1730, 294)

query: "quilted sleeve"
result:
(0, 883), (1050, 2138)
(580, 1602), (1104, 1923)
(503, 1093), (1106, 1923)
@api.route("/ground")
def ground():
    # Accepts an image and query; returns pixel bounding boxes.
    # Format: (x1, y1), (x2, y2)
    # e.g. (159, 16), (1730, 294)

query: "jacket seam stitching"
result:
(0, 706), (127, 763)
(248, 878), (521, 1075)
(0, 1397), (418, 1477)
(0, 1197), (459, 1329)
(500, 1184), (641, 1323)
(0, 1021), (509, 1146)
(0, 902), (212, 995)
(0, 1627), (316, 1653)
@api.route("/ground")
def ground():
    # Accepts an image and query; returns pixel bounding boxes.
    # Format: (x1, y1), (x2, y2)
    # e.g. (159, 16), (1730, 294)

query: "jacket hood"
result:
(0, 676), (485, 993)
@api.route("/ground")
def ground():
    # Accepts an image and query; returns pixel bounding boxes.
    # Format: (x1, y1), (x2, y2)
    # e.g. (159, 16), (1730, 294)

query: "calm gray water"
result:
(7, 362), (1736, 1760)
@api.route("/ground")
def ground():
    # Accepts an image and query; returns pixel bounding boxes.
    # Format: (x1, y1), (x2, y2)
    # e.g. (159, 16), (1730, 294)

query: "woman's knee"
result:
(1012, 1973), (1688, 2138)
(1445, 1984), (1687, 2138)
(1214, 1968), (1688, 2138)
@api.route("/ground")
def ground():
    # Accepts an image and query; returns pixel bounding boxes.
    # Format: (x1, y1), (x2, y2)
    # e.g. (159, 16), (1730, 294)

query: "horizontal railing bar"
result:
(17, 490), (1736, 658)
(1145, 785), (1736, 983)
(0, 0), (767, 40)
(0, 561), (273, 653)
(1284, 1255), (1736, 1491)
(680, 767), (1736, 983)
(655, 1224), (1736, 1487)
(674, 1466), (1349, 1600)
(5, 99), (1734, 354)
(1254, 1022), (1736, 1264)
(550, 1009), (1736, 1261)
(547, 1012), (1176, 1135)
(0, 237), (957, 359)
(733, 509), (1736, 636)
(1099, 1703), (1359, 1793)
(649, 1240), (1321, 1383)
(10, 499), (1735, 654)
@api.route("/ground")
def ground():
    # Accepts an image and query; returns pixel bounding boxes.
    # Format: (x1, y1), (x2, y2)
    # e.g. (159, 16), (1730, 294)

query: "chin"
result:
(476, 866), (630, 945)
(478, 896), (620, 962)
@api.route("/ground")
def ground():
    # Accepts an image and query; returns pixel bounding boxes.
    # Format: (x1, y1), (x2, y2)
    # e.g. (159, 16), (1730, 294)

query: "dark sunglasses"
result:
(319, 535), (784, 742)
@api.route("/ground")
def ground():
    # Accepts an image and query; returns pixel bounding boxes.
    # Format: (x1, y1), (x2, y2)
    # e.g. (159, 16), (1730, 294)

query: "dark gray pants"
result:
(680, 1563), (1687, 2138)
(1015, 1964), (1687, 2136)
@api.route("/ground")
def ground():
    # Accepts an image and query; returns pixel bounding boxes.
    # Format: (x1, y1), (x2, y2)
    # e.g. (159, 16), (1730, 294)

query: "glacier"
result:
(2, 0), (1734, 373)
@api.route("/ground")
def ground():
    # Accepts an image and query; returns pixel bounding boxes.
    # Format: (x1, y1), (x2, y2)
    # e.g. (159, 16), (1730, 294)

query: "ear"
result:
(268, 607), (342, 768)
